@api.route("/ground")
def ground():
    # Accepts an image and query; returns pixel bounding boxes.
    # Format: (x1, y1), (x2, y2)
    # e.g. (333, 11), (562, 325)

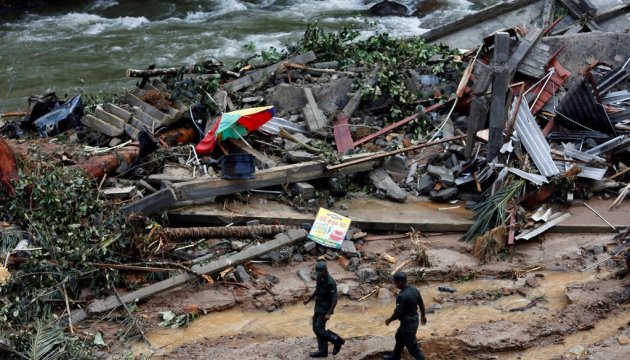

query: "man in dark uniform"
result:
(384, 271), (427, 360)
(303, 261), (345, 357)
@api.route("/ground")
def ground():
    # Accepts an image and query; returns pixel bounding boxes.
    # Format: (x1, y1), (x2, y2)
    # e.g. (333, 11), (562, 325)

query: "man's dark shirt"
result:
(314, 273), (337, 314)
(392, 284), (424, 330)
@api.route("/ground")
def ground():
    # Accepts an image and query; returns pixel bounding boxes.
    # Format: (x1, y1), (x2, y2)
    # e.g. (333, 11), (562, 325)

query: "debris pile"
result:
(1, 0), (630, 357)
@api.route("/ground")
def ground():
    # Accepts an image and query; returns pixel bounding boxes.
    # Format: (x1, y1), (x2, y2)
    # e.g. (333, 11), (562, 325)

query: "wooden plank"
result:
(95, 105), (127, 128)
(223, 52), (317, 92)
(122, 188), (177, 216)
(506, 27), (544, 76)
(464, 96), (490, 159)
(594, 3), (630, 22)
(87, 229), (308, 314)
(173, 157), (380, 201)
(302, 87), (327, 132)
(541, 0), (556, 29)
(487, 32), (511, 161)
(557, 0), (600, 31)
(420, 0), (539, 42)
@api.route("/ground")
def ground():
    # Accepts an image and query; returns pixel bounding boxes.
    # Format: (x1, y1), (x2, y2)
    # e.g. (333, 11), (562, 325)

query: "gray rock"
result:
(234, 265), (251, 283)
(292, 252), (304, 263)
(369, 168), (407, 203)
(357, 266), (377, 284)
(341, 240), (360, 258)
(384, 155), (408, 173)
(425, 303), (442, 314)
(297, 267), (312, 283)
(304, 240), (317, 252)
(348, 257), (361, 272)
(369, 0), (409, 16)
(417, 173), (435, 195)
(438, 286), (456, 293)
(286, 150), (317, 163)
(592, 244), (605, 255)
(429, 188), (458, 202)
(231, 241), (247, 251)
(268, 83), (307, 114)
(311, 77), (354, 114)
(427, 165), (455, 186)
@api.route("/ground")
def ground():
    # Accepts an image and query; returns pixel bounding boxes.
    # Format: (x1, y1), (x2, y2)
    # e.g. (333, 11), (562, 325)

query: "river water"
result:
(0, 0), (500, 112)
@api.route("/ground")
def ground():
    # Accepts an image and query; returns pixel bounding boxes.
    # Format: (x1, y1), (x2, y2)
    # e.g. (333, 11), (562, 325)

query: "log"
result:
(77, 146), (140, 179)
(126, 60), (222, 78)
(87, 229), (308, 314)
(0, 137), (18, 193)
(420, 0), (539, 42)
(157, 224), (290, 241)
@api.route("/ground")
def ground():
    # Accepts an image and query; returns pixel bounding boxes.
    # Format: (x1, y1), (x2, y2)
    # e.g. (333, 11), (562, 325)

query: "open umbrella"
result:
(195, 106), (275, 155)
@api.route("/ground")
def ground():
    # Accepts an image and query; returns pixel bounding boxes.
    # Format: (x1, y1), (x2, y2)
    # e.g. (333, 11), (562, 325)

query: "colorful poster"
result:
(308, 208), (352, 249)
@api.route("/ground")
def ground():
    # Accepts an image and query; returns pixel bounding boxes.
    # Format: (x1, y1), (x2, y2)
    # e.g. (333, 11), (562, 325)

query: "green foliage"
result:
(299, 22), (463, 123)
(461, 179), (525, 242)
(0, 166), (128, 327)
(158, 310), (197, 329)
(1, 320), (93, 360)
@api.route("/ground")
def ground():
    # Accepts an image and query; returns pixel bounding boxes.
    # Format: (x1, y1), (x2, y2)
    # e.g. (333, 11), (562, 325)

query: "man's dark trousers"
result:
(312, 313), (341, 351)
(392, 326), (425, 360)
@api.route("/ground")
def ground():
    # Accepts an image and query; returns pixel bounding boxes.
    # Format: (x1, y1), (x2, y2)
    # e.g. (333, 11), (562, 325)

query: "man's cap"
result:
(393, 272), (407, 282)
(315, 261), (327, 274)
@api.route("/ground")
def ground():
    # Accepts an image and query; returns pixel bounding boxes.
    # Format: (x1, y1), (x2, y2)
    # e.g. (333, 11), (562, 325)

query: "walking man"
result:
(303, 261), (345, 357)
(384, 272), (427, 360)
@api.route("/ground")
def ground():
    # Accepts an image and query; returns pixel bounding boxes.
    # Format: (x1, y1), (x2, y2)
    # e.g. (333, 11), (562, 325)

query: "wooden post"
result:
(122, 188), (177, 216)
(487, 32), (511, 162)
(302, 87), (327, 132)
(464, 97), (490, 159)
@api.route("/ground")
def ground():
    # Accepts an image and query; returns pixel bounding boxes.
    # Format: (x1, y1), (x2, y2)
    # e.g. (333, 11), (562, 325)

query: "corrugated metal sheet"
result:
(601, 90), (630, 105)
(554, 161), (606, 180)
(556, 78), (613, 133)
(258, 117), (307, 135)
(515, 212), (571, 240)
(596, 57), (630, 95)
(511, 97), (560, 177)
(585, 135), (630, 155)
(508, 167), (548, 186)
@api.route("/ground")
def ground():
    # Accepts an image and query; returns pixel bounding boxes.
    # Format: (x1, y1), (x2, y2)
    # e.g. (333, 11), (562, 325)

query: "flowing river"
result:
(0, 0), (500, 112)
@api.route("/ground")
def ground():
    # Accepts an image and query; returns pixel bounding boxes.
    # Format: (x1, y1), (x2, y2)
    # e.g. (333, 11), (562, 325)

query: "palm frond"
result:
(24, 321), (66, 360)
(462, 179), (524, 242)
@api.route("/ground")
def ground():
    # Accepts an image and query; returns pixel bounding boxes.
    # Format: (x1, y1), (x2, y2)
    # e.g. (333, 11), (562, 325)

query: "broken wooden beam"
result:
(464, 96), (490, 159)
(223, 52), (317, 92)
(487, 32), (511, 161)
(122, 187), (177, 216)
(302, 87), (327, 132)
(87, 229), (308, 314)
(173, 155), (380, 201)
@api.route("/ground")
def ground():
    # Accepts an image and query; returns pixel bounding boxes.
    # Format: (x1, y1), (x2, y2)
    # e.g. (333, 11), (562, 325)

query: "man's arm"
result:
(324, 279), (338, 319)
(418, 291), (427, 325)
(385, 295), (405, 326)
(303, 289), (316, 305)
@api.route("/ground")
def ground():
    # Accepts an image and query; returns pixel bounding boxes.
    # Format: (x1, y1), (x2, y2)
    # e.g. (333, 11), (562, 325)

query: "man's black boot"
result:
(309, 350), (328, 358)
(383, 355), (398, 360)
(331, 334), (345, 355)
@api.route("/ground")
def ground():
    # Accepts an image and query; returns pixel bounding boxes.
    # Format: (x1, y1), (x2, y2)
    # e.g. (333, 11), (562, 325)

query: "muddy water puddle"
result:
(135, 271), (608, 356)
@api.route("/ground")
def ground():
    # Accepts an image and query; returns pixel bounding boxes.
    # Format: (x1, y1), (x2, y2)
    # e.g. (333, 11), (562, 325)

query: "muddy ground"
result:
(91, 231), (630, 360)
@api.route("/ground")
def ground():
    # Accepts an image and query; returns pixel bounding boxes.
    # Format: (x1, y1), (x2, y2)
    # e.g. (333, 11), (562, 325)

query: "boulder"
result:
(369, 1), (409, 16)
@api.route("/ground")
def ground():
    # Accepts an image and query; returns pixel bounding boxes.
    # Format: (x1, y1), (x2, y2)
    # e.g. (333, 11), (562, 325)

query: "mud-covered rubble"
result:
(1, 0), (630, 359)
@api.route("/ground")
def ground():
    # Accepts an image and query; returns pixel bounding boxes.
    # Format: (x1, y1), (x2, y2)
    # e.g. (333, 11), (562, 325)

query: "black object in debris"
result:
(438, 286), (456, 293)
(21, 93), (61, 130)
(220, 153), (255, 179)
(33, 94), (84, 137)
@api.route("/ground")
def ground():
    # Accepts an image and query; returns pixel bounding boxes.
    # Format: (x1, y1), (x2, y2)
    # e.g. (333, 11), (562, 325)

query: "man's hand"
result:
(385, 318), (391, 326)
(303, 299), (310, 305)
(421, 315), (427, 325)
(324, 313), (331, 320)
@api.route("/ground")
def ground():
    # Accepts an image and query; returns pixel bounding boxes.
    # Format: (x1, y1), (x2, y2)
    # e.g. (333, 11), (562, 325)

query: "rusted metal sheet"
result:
(511, 97), (560, 177)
